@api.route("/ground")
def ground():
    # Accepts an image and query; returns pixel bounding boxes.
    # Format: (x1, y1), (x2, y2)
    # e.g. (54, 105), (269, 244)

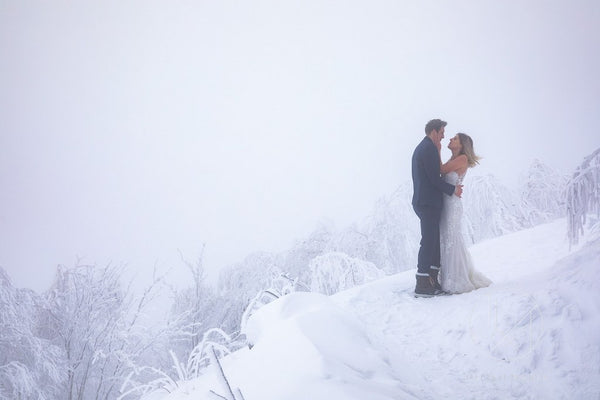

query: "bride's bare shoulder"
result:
(441, 154), (468, 174)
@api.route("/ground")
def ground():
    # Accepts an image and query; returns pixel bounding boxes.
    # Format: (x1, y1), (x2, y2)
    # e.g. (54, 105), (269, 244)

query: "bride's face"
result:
(448, 135), (462, 152)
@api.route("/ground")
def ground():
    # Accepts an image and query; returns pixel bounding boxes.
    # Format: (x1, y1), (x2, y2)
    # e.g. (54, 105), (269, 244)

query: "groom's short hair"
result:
(425, 119), (447, 135)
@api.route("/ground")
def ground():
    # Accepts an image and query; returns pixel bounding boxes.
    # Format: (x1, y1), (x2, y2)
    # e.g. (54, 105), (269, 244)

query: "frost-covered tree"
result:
(462, 174), (535, 244)
(1, 263), (170, 400)
(325, 220), (370, 261)
(309, 252), (384, 295)
(217, 250), (294, 335)
(44, 263), (164, 400)
(122, 254), (267, 399)
(168, 251), (226, 362)
(282, 222), (333, 283)
(45, 264), (126, 400)
(361, 182), (420, 274)
(566, 148), (600, 246)
(0, 267), (65, 400)
(519, 159), (568, 223)
(218, 251), (283, 301)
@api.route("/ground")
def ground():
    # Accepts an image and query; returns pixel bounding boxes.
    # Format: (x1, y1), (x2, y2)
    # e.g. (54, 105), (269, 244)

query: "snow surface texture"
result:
(146, 219), (599, 400)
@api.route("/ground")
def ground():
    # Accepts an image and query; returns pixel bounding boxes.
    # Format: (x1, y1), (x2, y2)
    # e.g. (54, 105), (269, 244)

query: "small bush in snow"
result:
(240, 274), (308, 335)
(310, 252), (384, 295)
(566, 148), (600, 246)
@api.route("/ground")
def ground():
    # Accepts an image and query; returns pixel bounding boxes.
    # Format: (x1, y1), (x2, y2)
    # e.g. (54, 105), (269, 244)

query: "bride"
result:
(439, 133), (492, 294)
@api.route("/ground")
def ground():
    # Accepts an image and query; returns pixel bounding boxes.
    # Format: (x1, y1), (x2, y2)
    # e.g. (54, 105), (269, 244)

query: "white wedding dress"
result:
(440, 171), (492, 294)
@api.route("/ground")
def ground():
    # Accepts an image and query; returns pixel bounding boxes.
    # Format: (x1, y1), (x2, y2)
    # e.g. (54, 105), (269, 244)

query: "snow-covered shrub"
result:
(282, 223), (334, 283)
(168, 251), (225, 360)
(462, 174), (535, 244)
(217, 251), (287, 334)
(566, 148), (600, 246)
(218, 252), (283, 300)
(184, 328), (243, 380)
(519, 159), (568, 223)
(361, 182), (420, 273)
(0, 267), (65, 400)
(119, 328), (244, 400)
(240, 273), (308, 335)
(45, 264), (126, 400)
(329, 223), (371, 261)
(45, 263), (168, 400)
(309, 252), (384, 295)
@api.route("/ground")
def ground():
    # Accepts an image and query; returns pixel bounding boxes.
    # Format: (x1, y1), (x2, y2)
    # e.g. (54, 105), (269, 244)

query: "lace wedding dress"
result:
(440, 171), (492, 294)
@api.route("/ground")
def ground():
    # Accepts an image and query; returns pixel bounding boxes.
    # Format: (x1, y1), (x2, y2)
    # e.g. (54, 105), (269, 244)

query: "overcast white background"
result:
(1, 0), (599, 292)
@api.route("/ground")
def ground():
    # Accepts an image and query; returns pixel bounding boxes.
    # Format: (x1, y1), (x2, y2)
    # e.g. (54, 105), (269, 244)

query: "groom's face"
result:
(433, 127), (445, 144)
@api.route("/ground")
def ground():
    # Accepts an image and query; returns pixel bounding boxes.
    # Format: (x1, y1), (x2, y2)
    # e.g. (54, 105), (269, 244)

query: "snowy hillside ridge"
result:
(1, 159), (591, 400)
(148, 219), (600, 400)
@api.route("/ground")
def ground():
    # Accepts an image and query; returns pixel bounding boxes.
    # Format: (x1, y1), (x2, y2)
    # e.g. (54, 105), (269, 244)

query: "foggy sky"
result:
(1, 0), (599, 292)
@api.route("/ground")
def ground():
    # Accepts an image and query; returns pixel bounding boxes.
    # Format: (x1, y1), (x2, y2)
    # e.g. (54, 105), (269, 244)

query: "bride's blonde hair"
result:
(457, 133), (480, 168)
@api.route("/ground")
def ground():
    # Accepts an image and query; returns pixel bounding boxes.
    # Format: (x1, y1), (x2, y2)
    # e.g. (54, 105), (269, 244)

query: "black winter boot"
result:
(414, 273), (443, 298)
(429, 267), (443, 292)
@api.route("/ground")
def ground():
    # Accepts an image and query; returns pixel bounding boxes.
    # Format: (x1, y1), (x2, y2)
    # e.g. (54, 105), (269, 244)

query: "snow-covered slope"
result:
(148, 219), (600, 400)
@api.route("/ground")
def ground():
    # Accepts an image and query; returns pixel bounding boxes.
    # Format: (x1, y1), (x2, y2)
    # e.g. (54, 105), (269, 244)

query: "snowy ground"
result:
(145, 219), (600, 400)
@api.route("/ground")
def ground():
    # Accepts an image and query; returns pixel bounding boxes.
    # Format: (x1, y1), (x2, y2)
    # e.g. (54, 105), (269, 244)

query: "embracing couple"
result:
(411, 118), (492, 298)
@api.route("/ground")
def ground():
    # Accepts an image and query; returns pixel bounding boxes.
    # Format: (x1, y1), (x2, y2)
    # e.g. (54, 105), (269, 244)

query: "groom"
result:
(411, 119), (463, 297)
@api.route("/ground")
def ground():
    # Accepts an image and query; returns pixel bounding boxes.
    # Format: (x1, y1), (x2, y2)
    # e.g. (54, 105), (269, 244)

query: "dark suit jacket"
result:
(411, 136), (455, 208)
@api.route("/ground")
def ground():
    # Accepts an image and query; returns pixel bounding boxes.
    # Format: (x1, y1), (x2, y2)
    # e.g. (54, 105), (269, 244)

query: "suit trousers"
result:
(413, 205), (442, 275)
